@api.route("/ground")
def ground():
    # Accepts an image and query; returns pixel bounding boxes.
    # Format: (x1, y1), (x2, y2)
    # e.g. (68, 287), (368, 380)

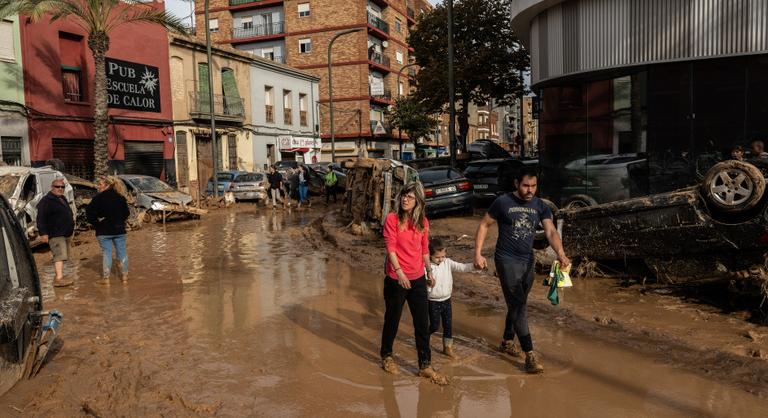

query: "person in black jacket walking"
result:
(86, 176), (130, 285)
(36, 176), (75, 287)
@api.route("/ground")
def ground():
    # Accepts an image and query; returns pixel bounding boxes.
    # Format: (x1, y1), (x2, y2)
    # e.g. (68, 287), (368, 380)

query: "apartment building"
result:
(196, 0), (432, 161)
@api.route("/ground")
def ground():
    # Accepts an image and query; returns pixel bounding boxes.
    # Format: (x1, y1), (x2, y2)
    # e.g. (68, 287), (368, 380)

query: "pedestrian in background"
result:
(267, 166), (285, 209)
(731, 146), (744, 161)
(285, 168), (296, 208)
(36, 176), (75, 287)
(87, 176), (130, 285)
(380, 183), (448, 385)
(298, 166), (311, 208)
(324, 165), (338, 205)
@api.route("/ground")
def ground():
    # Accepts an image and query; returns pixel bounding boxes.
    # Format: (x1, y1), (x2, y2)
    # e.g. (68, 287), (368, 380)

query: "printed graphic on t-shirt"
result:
(507, 207), (536, 241)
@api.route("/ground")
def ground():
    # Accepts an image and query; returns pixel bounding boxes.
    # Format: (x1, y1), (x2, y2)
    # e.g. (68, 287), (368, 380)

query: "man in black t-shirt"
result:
(266, 166), (285, 209)
(474, 166), (570, 374)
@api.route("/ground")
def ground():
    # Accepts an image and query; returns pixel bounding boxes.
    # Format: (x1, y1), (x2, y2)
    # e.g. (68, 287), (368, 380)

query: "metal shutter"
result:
(52, 139), (94, 180)
(124, 141), (164, 178)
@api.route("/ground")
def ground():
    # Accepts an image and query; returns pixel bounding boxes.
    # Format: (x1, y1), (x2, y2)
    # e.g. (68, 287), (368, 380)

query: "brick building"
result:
(196, 0), (432, 161)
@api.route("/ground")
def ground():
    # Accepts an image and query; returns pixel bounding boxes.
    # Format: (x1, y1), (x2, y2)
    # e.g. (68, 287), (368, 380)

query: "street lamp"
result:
(328, 28), (363, 162)
(204, 0), (218, 197)
(394, 62), (420, 159)
(395, 62), (419, 98)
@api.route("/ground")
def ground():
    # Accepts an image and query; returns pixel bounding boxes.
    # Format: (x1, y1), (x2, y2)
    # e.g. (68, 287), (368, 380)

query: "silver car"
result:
(0, 166), (77, 243)
(118, 175), (205, 220)
(228, 172), (267, 202)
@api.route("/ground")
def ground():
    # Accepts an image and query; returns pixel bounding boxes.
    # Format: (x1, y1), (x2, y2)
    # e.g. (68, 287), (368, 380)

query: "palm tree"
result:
(0, 0), (187, 177)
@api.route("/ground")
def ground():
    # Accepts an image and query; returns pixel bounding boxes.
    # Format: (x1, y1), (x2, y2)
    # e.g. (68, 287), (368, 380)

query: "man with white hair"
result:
(36, 176), (75, 287)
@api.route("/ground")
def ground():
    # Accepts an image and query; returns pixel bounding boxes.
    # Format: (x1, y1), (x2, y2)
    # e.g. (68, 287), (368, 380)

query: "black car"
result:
(468, 139), (511, 160)
(0, 195), (62, 395)
(464, 158), (525, 200)
(418, 166), (474, 217)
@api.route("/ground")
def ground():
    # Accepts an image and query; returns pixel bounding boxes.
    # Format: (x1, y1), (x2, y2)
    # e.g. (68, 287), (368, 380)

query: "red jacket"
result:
(383, 213), (429, 280)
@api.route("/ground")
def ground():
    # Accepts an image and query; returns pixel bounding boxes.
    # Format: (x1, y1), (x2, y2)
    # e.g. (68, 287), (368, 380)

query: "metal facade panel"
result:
(528, 0), (768, 85)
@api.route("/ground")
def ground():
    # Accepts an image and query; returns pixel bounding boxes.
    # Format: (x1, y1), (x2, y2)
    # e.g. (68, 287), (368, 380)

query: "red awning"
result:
(283, 148), (310, 153)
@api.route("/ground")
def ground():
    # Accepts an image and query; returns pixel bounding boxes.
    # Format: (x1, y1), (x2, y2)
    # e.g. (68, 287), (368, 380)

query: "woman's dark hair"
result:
(429, 237), (445, 255)
(395, 182), (427, 232)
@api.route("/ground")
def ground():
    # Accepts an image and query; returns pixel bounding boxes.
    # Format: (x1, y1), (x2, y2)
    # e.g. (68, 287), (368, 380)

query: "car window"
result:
(128, 177), (174, 193)
(466, 163), (500, 176)
(0, 175), (20, 199)
(217, 173), (234, 182)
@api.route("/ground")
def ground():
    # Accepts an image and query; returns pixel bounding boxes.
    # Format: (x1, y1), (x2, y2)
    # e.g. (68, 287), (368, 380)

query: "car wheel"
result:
(563, 194), (598, 209)
(701, 161), (765, 213)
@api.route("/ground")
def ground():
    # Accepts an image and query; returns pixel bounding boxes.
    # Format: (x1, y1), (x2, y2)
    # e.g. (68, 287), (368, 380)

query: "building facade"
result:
(511, 0), (768, 206)
(0, 15), (28, 166)
(20, 2), (175, 180)
(196, 0), (432, 161)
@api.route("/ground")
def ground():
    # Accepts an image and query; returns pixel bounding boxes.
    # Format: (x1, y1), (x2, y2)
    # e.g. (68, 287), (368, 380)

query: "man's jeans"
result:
(97, 234), (128, 278)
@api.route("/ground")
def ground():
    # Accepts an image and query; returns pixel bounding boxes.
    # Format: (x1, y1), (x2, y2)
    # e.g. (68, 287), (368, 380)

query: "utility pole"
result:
(447, 0), (457, 168)
(204, 0), (218, 196)
(328, 28), (363, 162)
(395, 62), (419, 160)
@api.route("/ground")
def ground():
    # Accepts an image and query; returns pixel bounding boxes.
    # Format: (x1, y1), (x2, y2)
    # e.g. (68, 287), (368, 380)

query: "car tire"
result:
(563, 194), (598, 209)
(701, 161), (765, 213)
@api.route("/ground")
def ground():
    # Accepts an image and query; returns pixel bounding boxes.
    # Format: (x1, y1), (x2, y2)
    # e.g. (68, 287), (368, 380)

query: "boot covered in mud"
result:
(500, 339), (522, 357)
(418, 366), (450, 385)
(443, 338), (456, 359)
(381, 356), (399, 375)
(525, 351), (544, 374)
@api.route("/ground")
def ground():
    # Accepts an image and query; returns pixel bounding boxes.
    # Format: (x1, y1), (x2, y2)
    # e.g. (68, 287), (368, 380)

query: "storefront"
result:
(278, 135), (321, 163)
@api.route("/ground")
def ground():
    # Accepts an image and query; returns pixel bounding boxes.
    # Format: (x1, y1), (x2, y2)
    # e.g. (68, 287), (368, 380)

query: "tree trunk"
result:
(88, 32), (111, 178)
(457, 95), (470, 153)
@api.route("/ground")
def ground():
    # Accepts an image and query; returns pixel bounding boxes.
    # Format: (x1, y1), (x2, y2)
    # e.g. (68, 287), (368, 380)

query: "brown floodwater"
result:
(1, 208), (767, 417)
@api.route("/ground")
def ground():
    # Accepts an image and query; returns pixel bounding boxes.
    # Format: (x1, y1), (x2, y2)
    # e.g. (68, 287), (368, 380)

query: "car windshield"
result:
(466, 164), (500, 176)
(128, 177), (174, 193)
(276, 161), (296, 169)
(217, 173), (235, 182)
(0, 175), (20, 199)
(419, 168), (463, 184)
(235, 173), (264, 182)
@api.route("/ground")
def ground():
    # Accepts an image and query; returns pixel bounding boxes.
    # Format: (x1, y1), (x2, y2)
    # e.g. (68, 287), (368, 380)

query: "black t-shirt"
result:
(267, 172), (282, 189)
(488, 193), (552, 263)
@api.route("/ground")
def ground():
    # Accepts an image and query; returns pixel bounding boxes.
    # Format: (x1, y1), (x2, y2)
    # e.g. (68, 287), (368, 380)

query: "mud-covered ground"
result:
(0, 204), (767, 417)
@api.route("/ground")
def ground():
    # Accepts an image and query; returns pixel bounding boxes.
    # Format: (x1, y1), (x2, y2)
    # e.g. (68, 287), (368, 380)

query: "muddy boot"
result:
(418, 366), (450, 385)
(53, 276), (74, 287)
(381, 356), (399, 375)
(121, 273), (129, 284)
(443, 338), (456, 359)
(525, 351), (544, 374)
(99, 277), (111, 286)
(500, 340), (522, 357)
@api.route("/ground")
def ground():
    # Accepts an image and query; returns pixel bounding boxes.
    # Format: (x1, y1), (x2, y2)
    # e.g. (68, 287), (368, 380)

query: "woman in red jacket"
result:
(380, 182), (449, 385)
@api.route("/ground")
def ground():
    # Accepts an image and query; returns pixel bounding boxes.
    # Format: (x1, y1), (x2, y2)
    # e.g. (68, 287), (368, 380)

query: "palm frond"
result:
(109, 6), (188, 34)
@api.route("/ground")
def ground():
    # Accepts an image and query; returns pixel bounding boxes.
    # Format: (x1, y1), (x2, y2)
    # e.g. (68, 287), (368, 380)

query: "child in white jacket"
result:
(427, 237), (477, 358)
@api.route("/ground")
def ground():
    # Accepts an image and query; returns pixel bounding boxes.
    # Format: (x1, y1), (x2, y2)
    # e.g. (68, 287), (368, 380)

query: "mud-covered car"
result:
(0, 166), (77, 244)
(118, 175), (205, 221)
(559, 160), (768, 277)
(0, 194), (62, 396)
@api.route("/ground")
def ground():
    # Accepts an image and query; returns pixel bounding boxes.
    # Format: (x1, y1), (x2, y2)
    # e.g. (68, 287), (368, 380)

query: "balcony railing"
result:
(266, 105), (274, 123)
(189, 92), (245, 120)
(407, 68), (417, 78)
(369, 52), (390, 68)
(407, 7), (415, 20)
(229, 0), (276, 6)
(367, 13), (389, 34)
(284, 108), (292, 125)
(300, 110), (308, 126)
(233, 21), (285, 39)
(369, 87), (392, 101)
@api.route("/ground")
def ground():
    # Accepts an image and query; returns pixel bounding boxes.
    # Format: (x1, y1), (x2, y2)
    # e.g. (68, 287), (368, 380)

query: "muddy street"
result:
(1, 208), (767, 417)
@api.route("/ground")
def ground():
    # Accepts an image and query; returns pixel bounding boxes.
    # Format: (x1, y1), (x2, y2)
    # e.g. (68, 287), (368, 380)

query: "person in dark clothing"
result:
(86, 176), (130, 285)
(289, 168), (301, 206)
(36, 176), (75, 287)
(266, 166), (285, 209)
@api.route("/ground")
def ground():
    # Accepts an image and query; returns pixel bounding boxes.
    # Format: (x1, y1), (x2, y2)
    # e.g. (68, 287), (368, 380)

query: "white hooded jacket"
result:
(427, 258), (475, 302)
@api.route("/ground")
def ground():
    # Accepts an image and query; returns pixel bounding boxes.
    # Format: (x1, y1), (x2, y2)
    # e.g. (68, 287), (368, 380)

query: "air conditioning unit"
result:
(382, 40), (389, 48)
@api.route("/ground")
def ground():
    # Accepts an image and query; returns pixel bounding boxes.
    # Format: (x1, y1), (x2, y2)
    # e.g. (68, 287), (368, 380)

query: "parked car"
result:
(206, 171), (248, 197)
(418, 166), (474, 217)
(228, 172), (267, 202)
(463, 158), (524, 201)
(307, 163), (348, 190)
(0, 166), (77, 244)
(560, 153), (647, 207)
(0, 194), (62, 396)
(274, 160), (299, 177)
(468, 139), (511, 160)
(118, 175), (204, 221)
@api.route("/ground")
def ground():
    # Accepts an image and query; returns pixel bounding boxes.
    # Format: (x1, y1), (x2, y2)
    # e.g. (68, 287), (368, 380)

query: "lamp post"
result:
(394, 62), (419, 160)
(328, 28), (363, 162)
(447, 0), (457, 168)
(204, 0), (218, 196)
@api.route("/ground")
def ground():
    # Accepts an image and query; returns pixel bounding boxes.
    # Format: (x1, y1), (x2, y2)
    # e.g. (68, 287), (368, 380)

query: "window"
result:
(241, 16), (253, 30)
(61, 67), (83, 102)
(396, 51), (403, 64)
(398, 82), (404, 96)
(265, 86), (274, 123)
(0, 137), (22, 166)
(0, 20), (15, 61)
(298, 3), (310, 17)
(228, 134), (238, 170)
(283, 90), (292, 125)
(299, 38), (311, 54)
(299, 94), (308, 126)
(209, 18), (218, 33)
(395, 18), (402, 33)
(262, 48), (275, 60)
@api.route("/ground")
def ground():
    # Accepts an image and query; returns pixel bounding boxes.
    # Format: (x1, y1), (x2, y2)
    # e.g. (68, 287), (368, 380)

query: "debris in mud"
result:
(81, 400), (102, 418)
(341, 158), (419, 226)
(594, 316), (617, 326)
(749, 349), (766, 359)
(744, 330), (763, 342)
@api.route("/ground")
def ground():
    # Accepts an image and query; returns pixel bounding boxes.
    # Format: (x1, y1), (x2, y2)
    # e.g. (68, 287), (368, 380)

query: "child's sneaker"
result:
(500, 340), (522, 357)
(443, 338), (457, 359)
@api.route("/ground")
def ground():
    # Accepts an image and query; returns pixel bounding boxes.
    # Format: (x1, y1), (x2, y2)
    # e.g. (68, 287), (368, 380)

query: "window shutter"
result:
(0, 21), (15, 61)
(198, 63), (210, 113)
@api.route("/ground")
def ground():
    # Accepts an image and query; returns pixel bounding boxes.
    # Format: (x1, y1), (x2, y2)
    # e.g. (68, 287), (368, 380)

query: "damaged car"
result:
(118, 175), (206, 222)
(0, 166), (77, 245)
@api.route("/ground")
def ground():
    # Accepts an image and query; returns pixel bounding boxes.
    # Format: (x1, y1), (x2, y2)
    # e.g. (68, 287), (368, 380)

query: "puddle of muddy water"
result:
(1, 208), (767, 417)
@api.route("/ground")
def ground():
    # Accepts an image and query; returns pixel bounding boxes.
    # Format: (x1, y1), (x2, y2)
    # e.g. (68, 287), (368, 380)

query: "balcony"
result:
(284, 108), (292, 125)
(232, 21), (285, 40)
(369, 87), (393, 105)
(229, 0), (284, 7)
(407, 68), (417, 79)
(300, 110), (308, 126)
(406, 7), (416, 24)
(189, 92), (245, 123)
(368, 52), (391, 71)
(266, 105), (274, 123)
(367, 13), (389, 36)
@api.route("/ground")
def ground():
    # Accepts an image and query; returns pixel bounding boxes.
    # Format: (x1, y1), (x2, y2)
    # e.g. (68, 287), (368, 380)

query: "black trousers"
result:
(495, 257), (535, 352)
(325, 184), (337, 203)
(380, 276), (431, 369)
(428, 298), (452, 339)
